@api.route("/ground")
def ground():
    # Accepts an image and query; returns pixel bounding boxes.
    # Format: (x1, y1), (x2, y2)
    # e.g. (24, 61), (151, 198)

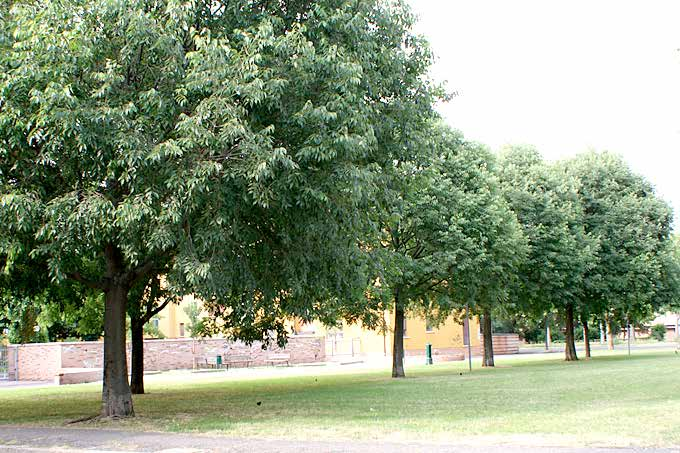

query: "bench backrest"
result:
(225, 355), (251, 361)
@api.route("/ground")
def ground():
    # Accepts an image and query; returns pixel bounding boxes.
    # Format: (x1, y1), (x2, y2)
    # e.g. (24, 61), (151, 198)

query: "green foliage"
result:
(442, 141), (528, 322)
(183, 302), (205, 338)
(143, 316), (165, 340)
(0, 0), (438, 350)
(566, 152), (674, 326)
(497, 147), (598, 322)
(650, 324), (667, 342)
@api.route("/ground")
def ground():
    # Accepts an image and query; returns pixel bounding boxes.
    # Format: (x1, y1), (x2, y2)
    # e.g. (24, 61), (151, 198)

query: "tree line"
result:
(1, 0), (678, 418)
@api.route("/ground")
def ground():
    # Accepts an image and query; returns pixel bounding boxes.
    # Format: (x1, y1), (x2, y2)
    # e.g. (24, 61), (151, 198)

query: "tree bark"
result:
(564, 304), (578, 361)
(581, 314), (591, 359)
(545, 315), (551, 351)
(130, 320), (144, 395)
(392, 292), (405, 378)
(481, 308), (494, 367)
(606, 317), (615, 350)
(101, 245), (134, 418)
(102, 283), (134, 417)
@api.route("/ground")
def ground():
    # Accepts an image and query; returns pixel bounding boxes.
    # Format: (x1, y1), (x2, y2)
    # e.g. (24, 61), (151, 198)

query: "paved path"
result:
(0, 427), (677, 453)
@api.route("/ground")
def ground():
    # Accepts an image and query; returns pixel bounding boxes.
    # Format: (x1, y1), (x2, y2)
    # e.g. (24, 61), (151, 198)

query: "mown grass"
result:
(1, 349), (679, 447)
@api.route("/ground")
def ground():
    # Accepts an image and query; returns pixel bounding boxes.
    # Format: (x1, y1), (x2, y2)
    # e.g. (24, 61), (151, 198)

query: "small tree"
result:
(183, 302), (205, 339)
(650, 324), (666, 342)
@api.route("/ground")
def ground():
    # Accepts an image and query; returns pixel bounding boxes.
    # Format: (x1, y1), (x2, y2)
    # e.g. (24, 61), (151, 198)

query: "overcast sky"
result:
(408, 0), (680, 226)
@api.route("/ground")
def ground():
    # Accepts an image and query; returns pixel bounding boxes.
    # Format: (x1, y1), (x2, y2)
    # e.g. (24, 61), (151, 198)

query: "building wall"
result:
(304, 311), (481, 357)
(8, 343), (62, 381)
(157, 295), (207, 339)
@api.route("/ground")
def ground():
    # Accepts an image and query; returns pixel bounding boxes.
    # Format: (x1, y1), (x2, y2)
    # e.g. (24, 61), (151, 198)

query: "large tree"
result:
(566, 152), (673, 351)
(371, 126), (523, 377)
(498, 147), (597, 362)
(0, 0), (435, 417)
(445, 144), (528, 368)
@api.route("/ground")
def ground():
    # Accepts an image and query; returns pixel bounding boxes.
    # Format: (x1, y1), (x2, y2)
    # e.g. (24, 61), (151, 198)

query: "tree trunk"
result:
(392, 294), (406, 378)
(564, 304), (578, 361)
(606, 317), (615, 350)
(130, 319), (145, 395)
(581, 314), (591, 359)
(545, 315), (551, 351)
(599, 321), (605, 344)
(102, 283), (134, 417)
(481, 308), (494, 367)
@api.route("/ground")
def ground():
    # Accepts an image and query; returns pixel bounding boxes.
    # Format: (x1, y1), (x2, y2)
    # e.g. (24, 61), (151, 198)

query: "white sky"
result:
(408, 0), (680, 226)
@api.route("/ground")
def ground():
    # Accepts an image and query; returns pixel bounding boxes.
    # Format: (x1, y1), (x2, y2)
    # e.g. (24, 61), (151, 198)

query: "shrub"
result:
(650, 324), (666, 342)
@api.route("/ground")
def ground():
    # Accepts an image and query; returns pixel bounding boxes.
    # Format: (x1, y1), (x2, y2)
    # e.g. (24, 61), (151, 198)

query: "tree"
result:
(183, 301), (205, 339)
(444, 144), (528, 368)
(566, 152), (673, 353)
(498, 147), (597, 362)
(364, 126), (460, 378)
(128, 275), (174, 395)
(0, 0), (437, 416)
(370, 126), (523, 377)
(654, 236), (680, 312)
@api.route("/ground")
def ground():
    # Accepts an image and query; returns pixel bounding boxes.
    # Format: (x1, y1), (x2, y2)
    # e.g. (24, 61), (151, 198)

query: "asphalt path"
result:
(0, 427), (678, 453)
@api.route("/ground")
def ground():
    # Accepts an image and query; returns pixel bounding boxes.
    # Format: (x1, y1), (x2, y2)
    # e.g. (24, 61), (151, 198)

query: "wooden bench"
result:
(224, 354), (252, 370)
(266, 353), (291, 366)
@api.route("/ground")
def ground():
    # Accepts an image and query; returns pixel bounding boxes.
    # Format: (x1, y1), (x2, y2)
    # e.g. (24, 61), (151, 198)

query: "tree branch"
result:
(142, 298), (172, 324)
(67, 272), (107, 291)
(124, 259), (157, 287)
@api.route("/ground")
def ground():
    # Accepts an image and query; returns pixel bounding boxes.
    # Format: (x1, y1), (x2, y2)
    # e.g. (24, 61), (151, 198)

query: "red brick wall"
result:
(10, 335), (325, 380)
(13, 343), (62, 381)
(492, 334), (520, 355)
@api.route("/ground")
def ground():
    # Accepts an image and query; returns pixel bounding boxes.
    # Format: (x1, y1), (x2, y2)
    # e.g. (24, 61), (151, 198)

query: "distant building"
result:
(157, 299), (481, 359)
(299, 314), (480, 359)
(156, 295), (201, 339)
(645, 312), (680, 340)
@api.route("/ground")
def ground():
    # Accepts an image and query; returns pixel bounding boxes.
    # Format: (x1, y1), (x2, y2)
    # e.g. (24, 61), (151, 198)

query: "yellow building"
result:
(300, 312), (480, 358)
(157, 298), (480, 358)
(156, 295), (202, 339)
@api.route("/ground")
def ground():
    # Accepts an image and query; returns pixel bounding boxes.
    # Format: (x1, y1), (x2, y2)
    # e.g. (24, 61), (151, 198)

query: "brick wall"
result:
(10, 335), (325, 381)
(12, 343), (62, 381)
(61, 343), (104, 368)
(492, 334), (520, 355)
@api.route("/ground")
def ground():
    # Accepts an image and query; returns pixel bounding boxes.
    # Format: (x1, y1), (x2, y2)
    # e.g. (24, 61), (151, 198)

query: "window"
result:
(152, 318), (159, 328)
(403, 318), (407, 336)
(426, 318), (434, 333)
(179, 323), (185, 337)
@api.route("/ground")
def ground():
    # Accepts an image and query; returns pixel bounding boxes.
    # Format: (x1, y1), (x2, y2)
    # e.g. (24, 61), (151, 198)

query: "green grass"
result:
(1, 349), (679, 448)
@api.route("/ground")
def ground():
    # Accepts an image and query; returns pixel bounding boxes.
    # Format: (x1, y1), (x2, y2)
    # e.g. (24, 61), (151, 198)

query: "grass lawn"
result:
(1, 349), (679, 448)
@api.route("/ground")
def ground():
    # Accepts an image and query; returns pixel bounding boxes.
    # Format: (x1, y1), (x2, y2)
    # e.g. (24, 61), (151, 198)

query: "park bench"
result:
(194, 356), (222, 369)
(266, 353), (291, 367)
(223, 354), (252, 370)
